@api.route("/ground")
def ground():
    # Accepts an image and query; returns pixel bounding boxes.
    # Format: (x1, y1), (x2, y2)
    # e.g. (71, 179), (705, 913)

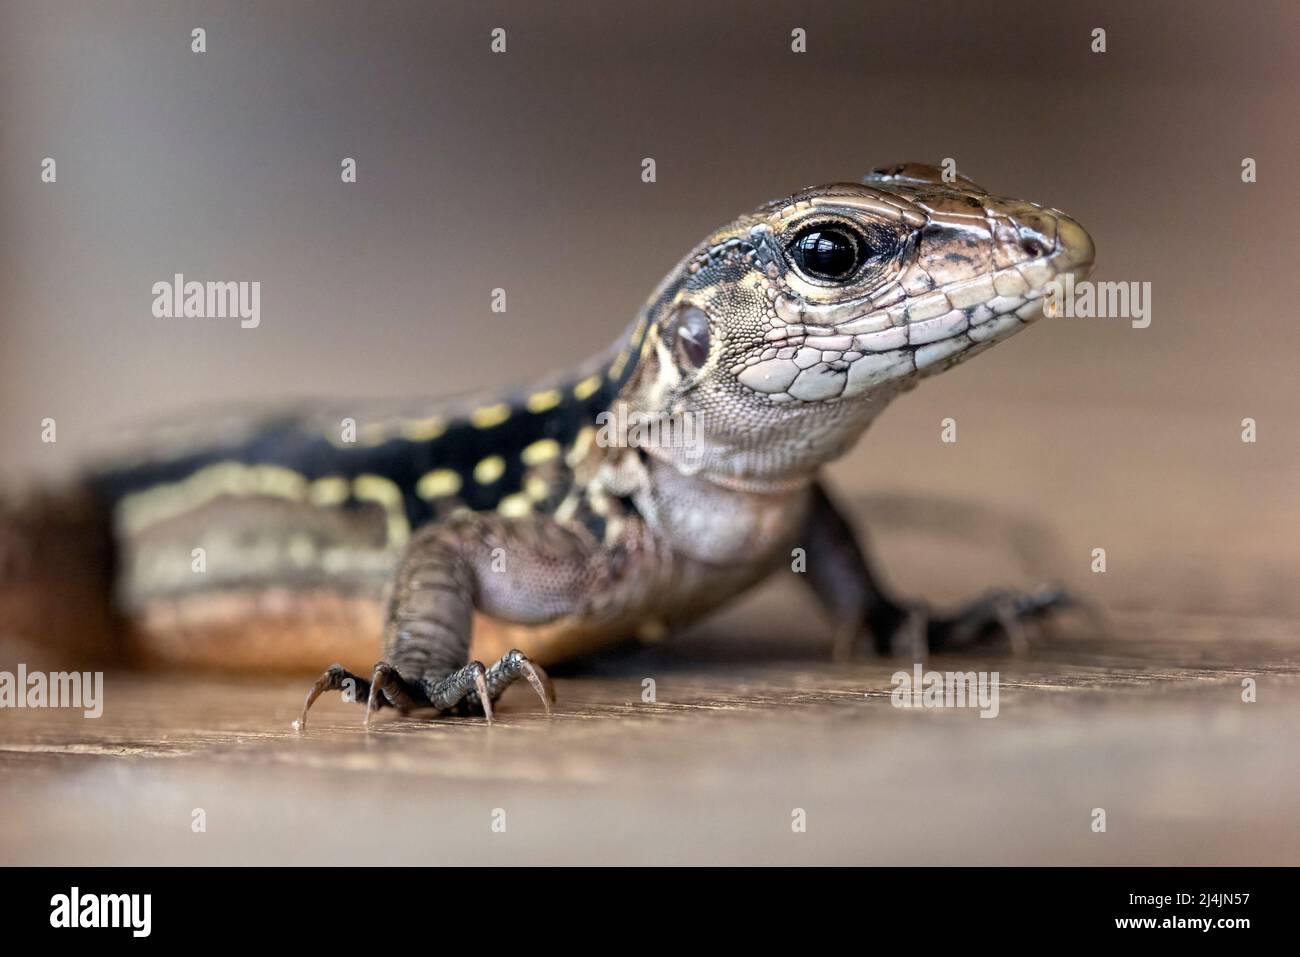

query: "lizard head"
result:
(616, 163), (1095, 488)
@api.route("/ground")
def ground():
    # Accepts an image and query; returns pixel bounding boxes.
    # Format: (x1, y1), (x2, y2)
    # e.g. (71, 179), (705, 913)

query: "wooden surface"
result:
(2, 603), (1298, 866)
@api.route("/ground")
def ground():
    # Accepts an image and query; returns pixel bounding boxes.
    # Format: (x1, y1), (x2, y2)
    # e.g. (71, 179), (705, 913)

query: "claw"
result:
(296, 663), (360, 733)
(990, 594), (1031, 654)
(296, 673), (331, 733)
(518, 657), (555, 716)
(364, 662), (389, 728)
(474, 666), (494, 725)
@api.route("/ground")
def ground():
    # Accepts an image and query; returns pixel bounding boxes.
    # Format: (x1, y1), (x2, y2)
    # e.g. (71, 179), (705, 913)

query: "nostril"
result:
(1020, 237), (1050, 259)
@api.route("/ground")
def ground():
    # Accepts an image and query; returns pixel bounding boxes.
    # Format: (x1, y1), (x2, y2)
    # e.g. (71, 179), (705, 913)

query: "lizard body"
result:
(2, 164), (1095, 724)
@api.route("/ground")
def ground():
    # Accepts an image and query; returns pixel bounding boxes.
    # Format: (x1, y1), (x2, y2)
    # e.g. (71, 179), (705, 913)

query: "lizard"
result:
(0, 163), (1094, 729)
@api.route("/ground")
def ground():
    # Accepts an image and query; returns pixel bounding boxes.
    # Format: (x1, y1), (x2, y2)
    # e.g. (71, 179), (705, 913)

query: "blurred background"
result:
(2, 0), (1298, 624)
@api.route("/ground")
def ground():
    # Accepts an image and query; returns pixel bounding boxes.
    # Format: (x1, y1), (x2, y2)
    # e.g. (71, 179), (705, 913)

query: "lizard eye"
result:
(663, 305), (711, 372)
(788, 225), (867, 282)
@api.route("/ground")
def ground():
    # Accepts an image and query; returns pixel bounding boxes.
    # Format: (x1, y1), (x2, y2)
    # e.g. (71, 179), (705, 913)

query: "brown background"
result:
(2, 0), (1297, 620)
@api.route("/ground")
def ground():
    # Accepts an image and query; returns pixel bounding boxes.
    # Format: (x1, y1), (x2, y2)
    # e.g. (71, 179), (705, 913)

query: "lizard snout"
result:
(1047, 211), (1096, 281)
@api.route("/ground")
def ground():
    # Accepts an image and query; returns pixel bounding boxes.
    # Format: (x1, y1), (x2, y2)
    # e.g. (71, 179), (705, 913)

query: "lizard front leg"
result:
(800, 481), (1076, 659)
(296, 512), (598, 730)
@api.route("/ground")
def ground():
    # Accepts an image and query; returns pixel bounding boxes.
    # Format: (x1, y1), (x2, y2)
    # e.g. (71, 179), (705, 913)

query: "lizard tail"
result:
(0, 483), (122, 672)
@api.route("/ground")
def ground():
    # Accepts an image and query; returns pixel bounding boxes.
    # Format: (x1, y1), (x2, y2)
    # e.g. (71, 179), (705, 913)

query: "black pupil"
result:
(792, 227), (860, 280)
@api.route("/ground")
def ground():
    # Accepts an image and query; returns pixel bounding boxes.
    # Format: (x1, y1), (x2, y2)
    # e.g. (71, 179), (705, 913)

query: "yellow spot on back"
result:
(308, 476), (350, 507)
(520, 438), (561, 467)
(630, 313), (648, 346)
(497, 493), (532, 517)
(566, 426), (595, 468)
(352, 474), (410, 547)
(416, 469), (462, 500)
(524, 474), (551, 500)
(473, 455), (506, 485)
(399, 416), (446, 442)
(357, 422), (393, 447)
(608, 348), (631, 380)
(639, 322), (659, 359)
(573, 375), (601, 401)
(470, 403), (511, 429)
(604, 515), (624, 547)
(248, 464), (307, 499)
(554, 491), (579, 524)
(525, 389), (562, 414)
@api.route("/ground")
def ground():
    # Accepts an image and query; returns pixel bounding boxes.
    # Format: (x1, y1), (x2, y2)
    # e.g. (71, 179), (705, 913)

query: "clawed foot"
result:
(839, 584), (1092, 661)
(294, 649), (555, 732)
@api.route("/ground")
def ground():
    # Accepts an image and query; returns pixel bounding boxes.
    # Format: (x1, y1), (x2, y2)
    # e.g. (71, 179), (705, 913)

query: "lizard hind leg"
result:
(862, 583), (1083, 660)
(801, 482), (1090, 661)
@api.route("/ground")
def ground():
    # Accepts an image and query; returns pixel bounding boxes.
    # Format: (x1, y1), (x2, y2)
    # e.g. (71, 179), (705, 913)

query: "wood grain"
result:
(2, 608), (1297, 865)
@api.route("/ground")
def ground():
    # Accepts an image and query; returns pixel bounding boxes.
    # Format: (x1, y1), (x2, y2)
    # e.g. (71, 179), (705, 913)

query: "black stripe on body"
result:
(90, 332), (651, 535)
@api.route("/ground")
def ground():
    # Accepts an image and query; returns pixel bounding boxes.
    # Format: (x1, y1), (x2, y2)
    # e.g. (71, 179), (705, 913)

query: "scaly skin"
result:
(32, 163), (1094, 725)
